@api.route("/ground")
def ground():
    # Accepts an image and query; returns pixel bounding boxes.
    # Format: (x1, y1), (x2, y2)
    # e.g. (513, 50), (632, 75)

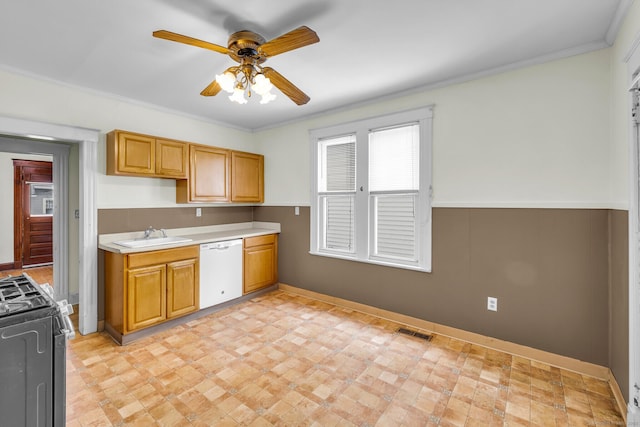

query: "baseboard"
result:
(0, 262), (17, 271)
(278, 283), (609, 379)
(609, 370), (628, 425)
(278, 283), (630, 420)
(68, 292), (79, 305)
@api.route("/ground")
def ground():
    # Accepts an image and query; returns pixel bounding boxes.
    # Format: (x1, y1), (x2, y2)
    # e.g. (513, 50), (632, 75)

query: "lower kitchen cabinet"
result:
(167, 258), (199, 318)
(243, 234), (278, 294)
(126, 264), (167, 331)
(105, 245), (199, 338)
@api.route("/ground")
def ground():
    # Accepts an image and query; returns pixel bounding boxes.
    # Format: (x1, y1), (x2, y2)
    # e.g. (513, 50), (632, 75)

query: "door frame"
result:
(13, 159), (54, 268)
(626, 35), (640, 421)
(0, 116), (98, 336)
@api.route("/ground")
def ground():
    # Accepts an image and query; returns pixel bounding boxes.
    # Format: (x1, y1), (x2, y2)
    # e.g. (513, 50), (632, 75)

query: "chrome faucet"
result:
(143, 226), (155, 239)
(143, 226), (168, 239)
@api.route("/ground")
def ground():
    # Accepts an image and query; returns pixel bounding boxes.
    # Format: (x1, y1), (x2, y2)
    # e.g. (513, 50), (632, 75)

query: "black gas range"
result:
(0, 273), (75, 427)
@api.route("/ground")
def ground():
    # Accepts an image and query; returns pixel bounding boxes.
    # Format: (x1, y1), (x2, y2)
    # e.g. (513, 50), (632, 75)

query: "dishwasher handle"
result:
(200, 239), (243, 251)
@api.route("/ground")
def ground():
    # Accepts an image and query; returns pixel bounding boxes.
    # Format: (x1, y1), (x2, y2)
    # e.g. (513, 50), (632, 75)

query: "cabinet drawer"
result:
(127, 245), (199, 269)
(244, 234), (276, 248)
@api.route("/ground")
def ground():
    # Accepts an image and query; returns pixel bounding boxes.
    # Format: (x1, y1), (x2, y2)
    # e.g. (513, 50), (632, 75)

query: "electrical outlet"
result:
(487, 297), (498, 312)
(196, 208), (202, 217)
(294, 206), (300, 216)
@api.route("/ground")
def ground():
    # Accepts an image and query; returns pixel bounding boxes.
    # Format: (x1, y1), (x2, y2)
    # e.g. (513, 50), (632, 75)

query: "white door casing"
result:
(0, 116), (98, 335)
(626, 36), (640, 422)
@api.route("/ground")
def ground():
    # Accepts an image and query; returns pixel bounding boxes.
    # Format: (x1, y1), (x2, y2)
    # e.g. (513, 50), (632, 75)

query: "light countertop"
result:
(98, 221), (280, 254)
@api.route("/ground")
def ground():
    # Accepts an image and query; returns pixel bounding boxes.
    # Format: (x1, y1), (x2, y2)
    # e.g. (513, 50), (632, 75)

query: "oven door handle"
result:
(61, 315), (75, 340)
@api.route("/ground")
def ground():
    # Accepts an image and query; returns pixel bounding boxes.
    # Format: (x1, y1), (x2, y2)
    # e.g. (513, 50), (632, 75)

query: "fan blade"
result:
(200, 66), (238, 96)
(153, 30), (230, 55)
(200, 80), (222, 96)
(262, 67), (310, 105)
(259, 26), (319, 57)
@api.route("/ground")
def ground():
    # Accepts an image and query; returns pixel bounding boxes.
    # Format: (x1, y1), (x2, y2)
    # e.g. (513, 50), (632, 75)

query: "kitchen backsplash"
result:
(97, 206), (254, 234)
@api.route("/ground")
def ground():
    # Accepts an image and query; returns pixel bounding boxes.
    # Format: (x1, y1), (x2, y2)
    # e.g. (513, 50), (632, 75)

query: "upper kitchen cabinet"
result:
(176, 145), (264, 204)
(155, 138), (189, 178)
(231, 151), (264, 203)
(176, 144), (231, 203)
(106, 130), (188, 179)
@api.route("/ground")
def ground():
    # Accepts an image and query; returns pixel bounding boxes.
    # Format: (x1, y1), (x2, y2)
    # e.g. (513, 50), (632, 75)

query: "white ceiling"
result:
(0, 0), (628, 131)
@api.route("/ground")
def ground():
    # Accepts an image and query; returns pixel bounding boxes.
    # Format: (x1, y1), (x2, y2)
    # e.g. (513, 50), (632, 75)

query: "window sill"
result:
(308, 250), (431, 273)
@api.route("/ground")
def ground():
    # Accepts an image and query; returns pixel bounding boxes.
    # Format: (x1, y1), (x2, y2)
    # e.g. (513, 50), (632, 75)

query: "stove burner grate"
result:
(0, 275), (51, 316)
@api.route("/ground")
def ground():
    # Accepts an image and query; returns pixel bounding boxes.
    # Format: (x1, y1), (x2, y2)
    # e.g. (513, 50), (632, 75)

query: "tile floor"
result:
(63, 290), (626, 426)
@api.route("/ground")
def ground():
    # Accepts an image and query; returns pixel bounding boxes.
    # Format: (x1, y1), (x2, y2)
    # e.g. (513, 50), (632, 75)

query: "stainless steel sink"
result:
(114, 236), (192, 248)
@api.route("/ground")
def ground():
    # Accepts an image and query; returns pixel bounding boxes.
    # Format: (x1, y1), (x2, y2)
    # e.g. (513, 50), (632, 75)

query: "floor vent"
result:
(397, 327), (433, 342)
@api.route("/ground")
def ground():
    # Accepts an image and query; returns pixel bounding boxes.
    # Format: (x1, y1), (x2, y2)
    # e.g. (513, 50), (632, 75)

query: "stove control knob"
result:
(40, 283), (54, 298)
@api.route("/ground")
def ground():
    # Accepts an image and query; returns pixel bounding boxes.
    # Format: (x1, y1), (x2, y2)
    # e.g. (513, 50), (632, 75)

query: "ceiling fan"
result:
(153, 26), (319, 105)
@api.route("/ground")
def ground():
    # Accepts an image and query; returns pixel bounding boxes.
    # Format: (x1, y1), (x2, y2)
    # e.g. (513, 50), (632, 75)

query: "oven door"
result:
(53, 324), (67, 427)
(0, 315), (54, 427)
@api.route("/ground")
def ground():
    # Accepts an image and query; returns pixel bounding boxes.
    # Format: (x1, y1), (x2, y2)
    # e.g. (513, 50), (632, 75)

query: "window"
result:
(310, 106), (433, 271)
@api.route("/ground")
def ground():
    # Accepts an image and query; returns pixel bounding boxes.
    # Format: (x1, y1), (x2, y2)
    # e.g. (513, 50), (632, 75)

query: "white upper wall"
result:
(257, 48), (615, 208)
(0, 29), (635, 210)
(610, 0), (640, 207)
(0, 70), (257, 208)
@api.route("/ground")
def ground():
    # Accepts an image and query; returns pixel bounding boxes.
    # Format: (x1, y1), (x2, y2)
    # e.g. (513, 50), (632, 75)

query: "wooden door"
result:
(126, 265), (166, 332)
(231, 151), (264, 202)
(13, 160), (53, 268)
(166, 258), (199, 318)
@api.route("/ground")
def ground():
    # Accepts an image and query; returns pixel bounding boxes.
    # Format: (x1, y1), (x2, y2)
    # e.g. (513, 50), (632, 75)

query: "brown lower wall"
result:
(96, 205), (629, 401)
(610, 209), (629, 400)
(97, 206), (253, 234)
(253, 206), (627, 377)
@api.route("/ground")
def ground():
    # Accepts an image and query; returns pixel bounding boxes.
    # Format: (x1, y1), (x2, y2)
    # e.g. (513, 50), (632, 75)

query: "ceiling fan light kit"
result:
(215, 66), (277, 105)
(152, 26), (319, 106)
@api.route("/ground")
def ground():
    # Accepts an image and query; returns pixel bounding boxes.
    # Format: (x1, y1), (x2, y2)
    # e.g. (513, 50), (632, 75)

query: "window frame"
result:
(309, 106), (433, 272)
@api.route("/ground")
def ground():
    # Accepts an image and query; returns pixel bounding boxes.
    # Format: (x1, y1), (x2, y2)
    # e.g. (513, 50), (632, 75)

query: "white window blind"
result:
(310, 106), (433, 272)
(369, 123), (420, 262)
(322, 195), (354, 252)
(319, 135), (355, 192)
(369, 124), (419, 191)
(372, 194), (417, 261)
(318, 135), (356, 254)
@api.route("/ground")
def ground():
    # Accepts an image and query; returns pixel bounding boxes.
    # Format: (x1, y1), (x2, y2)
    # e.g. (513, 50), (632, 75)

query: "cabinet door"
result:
(156, 139), (188, 178)
(243, 235), (277, 294)
(167, 258), (199, 318)
(116, 132), (156, 175)
(231, 151), (264, 203)
(186, 145), (230, 202)
(127, 264), (166, 332)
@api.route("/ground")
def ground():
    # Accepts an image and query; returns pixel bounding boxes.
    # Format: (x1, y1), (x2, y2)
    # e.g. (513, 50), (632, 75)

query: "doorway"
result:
(626, 40), (640, 422)
(0, 116), (98, 336)
(13, 159), (53, 268)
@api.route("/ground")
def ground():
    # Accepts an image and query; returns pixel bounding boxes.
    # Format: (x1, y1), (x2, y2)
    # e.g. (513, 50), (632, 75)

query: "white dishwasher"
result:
(200, 239), (243, 309)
